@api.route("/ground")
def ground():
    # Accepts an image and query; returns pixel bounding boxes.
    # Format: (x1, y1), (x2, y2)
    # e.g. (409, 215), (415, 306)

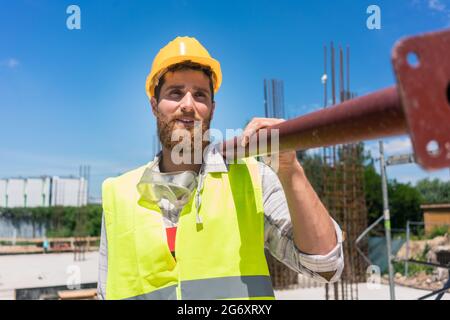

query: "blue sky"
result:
(1, 0), (449, 199)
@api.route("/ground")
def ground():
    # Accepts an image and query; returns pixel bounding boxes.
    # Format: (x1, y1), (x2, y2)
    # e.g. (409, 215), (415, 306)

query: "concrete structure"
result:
(0, 176), (88, 208)
(50, 177), (88, 207)
(421, 204), (450, 235)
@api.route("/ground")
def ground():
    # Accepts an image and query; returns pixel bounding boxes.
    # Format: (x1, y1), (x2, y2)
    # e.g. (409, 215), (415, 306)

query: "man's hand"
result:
(241, 117), (299, 174)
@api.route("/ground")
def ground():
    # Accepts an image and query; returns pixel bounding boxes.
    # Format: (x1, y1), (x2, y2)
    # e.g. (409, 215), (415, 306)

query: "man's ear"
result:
(150, 97), (158, 116)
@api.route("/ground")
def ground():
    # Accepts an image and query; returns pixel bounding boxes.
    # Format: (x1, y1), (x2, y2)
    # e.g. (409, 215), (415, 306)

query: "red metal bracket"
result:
(393, 28), (450, 170)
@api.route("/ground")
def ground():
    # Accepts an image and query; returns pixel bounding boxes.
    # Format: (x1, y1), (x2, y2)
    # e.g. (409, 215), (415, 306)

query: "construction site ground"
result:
(0, 252), (448, 300)
(275, 283), (450, 300)
(0, 251), (98, 300)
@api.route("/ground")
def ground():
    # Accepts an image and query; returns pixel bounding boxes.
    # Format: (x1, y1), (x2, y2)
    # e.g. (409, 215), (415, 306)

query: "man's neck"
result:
(159, 148), (202, 173)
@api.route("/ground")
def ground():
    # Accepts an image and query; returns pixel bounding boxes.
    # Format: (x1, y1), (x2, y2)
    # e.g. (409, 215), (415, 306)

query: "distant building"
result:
(421, 203), (450, 235)
(0, 176), (88, 208)
(263, 79), (285, 119)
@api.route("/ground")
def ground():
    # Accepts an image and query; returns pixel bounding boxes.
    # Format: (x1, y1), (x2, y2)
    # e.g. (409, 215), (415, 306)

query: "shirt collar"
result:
(147, 143), (229, 175)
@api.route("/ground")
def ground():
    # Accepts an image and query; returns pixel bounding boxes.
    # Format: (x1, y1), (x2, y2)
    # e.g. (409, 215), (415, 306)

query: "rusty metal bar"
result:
(220, 86), (406, 156)
(219, 29), (450, 171)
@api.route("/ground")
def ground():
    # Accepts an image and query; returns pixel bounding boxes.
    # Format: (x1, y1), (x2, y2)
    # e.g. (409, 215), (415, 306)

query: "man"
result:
(97, 36), (344, 300)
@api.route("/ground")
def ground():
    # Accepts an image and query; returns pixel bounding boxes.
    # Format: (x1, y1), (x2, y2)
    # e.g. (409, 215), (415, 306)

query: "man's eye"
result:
(169, 90), (182, 96)
(195, 92), (206, 98)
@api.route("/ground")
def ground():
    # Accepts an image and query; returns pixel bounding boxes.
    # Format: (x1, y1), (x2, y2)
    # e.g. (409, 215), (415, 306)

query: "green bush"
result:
(427, 225), (449, 239)
(393, 259), (434, 277)
(0, 205), (102, 237)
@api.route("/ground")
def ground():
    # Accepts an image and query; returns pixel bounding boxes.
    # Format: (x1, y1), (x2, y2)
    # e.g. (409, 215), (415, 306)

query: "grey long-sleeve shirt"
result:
(97, 148), (344, 299)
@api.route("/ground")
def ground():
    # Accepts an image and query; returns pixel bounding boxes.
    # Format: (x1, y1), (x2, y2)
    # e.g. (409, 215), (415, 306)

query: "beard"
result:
(155, 107), (212, 161)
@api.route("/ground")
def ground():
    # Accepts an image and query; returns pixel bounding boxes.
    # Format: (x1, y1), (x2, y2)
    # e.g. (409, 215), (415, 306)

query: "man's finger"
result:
(241, 127), (257, 147)
(241, 118), (286, 147)
(241, 120), (260, 147)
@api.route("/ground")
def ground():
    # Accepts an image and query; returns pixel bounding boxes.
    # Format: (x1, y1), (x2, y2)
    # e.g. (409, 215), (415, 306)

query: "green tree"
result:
(363, 162), (423, 228)
(364, 163), (383, 224)
(416, 178), (450, 204)
(388, 180), (423, 228)
(0, 205), (102, 237)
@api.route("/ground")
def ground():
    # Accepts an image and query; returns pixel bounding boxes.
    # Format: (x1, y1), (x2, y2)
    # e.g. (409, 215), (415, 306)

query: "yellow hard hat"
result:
(145, 36), (222, 98)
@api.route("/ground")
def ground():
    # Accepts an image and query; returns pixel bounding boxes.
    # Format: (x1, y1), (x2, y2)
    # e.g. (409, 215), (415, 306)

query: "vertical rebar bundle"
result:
(322, 44), (369, 300)
(263, 79), (285, 119)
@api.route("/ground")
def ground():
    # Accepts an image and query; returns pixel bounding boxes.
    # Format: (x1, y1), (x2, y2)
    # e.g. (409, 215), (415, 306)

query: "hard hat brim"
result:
(145, 55), (222, 99)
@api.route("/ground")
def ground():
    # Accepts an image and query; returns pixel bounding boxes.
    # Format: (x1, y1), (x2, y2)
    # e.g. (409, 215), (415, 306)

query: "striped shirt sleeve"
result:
(259, 161), (344, 283)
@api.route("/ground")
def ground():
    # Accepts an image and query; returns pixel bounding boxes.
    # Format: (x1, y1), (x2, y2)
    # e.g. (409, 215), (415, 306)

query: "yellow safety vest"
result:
(102, 157), (275, 300)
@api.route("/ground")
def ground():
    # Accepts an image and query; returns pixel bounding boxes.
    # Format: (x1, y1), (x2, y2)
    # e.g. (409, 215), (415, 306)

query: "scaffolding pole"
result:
(379, 141), (396, 300)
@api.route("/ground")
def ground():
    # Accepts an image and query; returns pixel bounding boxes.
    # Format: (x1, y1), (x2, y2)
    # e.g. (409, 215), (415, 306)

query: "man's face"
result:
(150, 69), (215, 153)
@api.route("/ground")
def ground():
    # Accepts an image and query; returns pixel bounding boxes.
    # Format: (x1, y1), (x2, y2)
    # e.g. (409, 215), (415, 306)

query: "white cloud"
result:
(1, 58), (20, 69)
(363, 137), (413, 159)
(382, 137), (413, 155)
(423, 0), (450, 24)
(412, 0), (450, 24)
(428, 0), (446, 11)
(388, 166), (450, 185)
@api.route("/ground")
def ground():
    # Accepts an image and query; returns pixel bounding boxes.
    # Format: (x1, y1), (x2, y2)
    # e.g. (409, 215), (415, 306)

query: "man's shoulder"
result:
(102, 162), (151, 190)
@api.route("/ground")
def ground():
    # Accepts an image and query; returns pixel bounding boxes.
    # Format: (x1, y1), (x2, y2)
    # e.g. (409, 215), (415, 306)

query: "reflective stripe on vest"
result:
(124, 276), (274, 300)
(125, 284), (177, 300)
(181, 275), (274, 300)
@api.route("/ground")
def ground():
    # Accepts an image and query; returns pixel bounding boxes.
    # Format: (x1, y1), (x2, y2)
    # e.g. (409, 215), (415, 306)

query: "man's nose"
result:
(179, 91), (195, 113)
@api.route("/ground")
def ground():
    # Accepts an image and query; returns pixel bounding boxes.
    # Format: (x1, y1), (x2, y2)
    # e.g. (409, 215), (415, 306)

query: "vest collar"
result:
(148, 143), (229, 174)
(137, 144), (229, 222)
